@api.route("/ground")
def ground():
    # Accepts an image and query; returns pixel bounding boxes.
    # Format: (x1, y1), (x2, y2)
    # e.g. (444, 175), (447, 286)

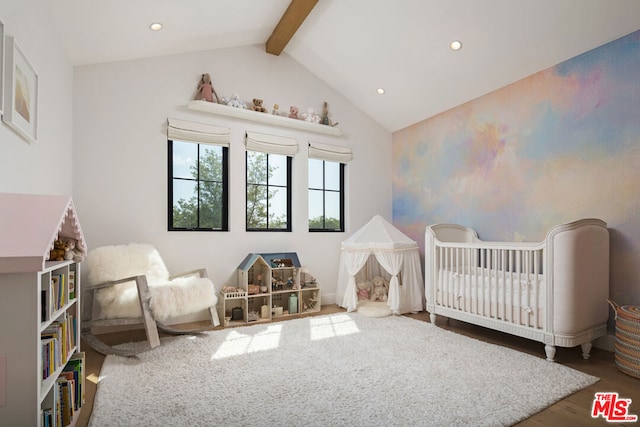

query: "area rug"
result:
(90, 313), (598, 426)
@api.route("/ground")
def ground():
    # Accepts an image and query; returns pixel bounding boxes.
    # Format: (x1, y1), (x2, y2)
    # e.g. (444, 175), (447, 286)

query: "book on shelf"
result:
(68, 270), (75, 300)
(62, 352), (85, 409)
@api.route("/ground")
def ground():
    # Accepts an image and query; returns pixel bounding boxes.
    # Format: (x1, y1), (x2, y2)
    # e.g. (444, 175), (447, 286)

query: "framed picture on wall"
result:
(2, 36), (38, 144)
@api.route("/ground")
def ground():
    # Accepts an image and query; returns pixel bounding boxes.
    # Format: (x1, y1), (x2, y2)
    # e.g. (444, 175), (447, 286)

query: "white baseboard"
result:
(593, 333), (615, 352)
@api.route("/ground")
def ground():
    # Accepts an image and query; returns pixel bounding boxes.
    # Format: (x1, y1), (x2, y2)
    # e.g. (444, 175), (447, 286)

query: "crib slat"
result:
(534, 249), (539, 329)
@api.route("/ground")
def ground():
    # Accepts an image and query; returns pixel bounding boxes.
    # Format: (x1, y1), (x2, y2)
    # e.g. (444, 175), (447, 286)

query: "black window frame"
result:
(245, 151), (292, 232)
(168, 139), (229, 231)
(308, 160), (345, 232)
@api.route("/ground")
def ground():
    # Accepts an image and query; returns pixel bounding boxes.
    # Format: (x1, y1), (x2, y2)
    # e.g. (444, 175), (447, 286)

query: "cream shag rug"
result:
(90, 313), (598, 427)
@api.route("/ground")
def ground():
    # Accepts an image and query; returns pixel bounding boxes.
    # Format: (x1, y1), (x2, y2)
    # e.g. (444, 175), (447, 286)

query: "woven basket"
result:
(608, 300), (640, 379)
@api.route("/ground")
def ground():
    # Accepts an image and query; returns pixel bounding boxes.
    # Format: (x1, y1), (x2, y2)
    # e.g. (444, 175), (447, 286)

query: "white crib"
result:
(425, 219), (609, 361)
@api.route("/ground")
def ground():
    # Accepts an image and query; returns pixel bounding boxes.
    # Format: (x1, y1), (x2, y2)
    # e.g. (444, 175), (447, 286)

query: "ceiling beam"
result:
(266, 0), (318, 56)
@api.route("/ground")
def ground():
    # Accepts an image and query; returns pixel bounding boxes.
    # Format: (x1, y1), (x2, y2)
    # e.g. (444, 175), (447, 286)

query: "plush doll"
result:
(60, 237), (85, 262)
(371, 276), (389, 302)
(301, 107), (321, 123)
(251, 98), (268, 113)
(288, 106), (299, 119)
(196, 73), (219, 103)
(222, 94), (247, 109)
(48, 239), (66, 261)
(321, 101), (339, 127)
(357, 280), (372, 301)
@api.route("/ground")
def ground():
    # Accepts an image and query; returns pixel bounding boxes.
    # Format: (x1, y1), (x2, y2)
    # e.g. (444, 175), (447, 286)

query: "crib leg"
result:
(545, 345), (556, 362)
(429, 313), (436, 324)
(581, 342), (592, 360)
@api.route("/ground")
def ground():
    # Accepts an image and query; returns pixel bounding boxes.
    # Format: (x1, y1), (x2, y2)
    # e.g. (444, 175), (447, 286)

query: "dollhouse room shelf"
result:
(187, 100), (343, 136)
(0, 193), (87, 427)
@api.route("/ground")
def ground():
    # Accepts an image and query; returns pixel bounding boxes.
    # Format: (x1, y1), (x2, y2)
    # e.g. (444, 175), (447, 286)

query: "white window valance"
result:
(245, 131), (298, 156)
(308, 141), (352, 163)
(167, 118), (231, 147)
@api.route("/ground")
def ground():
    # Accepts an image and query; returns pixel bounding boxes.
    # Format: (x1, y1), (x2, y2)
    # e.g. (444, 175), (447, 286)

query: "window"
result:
(308, 141), (351, 232)
(246, 151), (292, 231)
(169, 140), (229, 230)
(308, 159), (344, 231)
(167, 119), (230, 231)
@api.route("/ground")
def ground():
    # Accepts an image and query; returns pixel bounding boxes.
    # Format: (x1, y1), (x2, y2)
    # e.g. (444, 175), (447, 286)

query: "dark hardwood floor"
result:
(76, 305), (639, 427)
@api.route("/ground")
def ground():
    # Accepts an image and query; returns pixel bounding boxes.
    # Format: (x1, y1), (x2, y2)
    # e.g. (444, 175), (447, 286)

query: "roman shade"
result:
(167, 118), (230, 146)
(308, 141), (352, 163)
(245, 131), (298, 156)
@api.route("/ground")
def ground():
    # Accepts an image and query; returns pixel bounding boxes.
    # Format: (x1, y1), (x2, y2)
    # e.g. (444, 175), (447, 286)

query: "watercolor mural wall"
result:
(392, 30), (640, 306)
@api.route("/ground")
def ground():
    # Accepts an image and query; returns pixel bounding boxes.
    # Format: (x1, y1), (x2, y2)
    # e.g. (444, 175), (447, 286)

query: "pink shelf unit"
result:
(0, 193), (87, 273)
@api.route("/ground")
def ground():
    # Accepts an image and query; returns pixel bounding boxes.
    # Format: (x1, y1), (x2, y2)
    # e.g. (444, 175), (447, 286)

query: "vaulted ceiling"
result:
(44, 0), (640, 132)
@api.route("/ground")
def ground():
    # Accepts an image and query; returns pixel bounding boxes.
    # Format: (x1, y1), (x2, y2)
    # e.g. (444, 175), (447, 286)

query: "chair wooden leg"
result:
(135, 276), (161, 349)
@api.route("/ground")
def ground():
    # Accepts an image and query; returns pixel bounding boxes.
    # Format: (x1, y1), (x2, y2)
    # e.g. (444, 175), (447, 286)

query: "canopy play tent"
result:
(336, 215), (425, 314)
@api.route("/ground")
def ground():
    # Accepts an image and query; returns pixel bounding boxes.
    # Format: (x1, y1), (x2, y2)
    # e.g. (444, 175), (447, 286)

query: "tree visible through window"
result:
(308, 159), (344, 231)
(168, 140), (228, 231)
(246, 151), (291, 231)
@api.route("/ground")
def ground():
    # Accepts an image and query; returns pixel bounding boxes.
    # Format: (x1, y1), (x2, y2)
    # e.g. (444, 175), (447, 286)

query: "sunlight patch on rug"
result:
(90, 313), (599, 427)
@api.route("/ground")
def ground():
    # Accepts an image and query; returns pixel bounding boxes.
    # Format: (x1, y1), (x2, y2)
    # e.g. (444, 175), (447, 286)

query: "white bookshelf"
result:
(0, 193), (87, 427)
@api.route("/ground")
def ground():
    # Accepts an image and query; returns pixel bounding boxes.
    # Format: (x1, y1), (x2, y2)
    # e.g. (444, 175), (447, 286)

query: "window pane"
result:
(325, 192), (341, 228)
(308, 158), (323, 189)
(199, 145), (223, 182)
(247, 184), (267, 228)
(268, 187), (288, 229)
(173, 141), (197, 179)
(325, 161), (340, 191)
(247, 151), (267, 185)
(269, 155), (287, 186)
(199, 181), (222, 229)
(309, 189), (324, 228)
(172, 179), (197, 228)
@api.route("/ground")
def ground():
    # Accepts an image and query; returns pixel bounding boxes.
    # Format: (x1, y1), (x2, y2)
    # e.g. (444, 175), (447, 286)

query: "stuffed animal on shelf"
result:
(357, 280), (372, 301)
(301, 107), (321, 123)
(371, 276), (389, 302)
(251, 98), (268, 113)
(60, 237), (85, 262)
(49, 239), (66, 261)
(321, 101), (339, 127)
(289, 106), (299, 119)
(222, 94), (247, 109)
(196, 73), (219, 103)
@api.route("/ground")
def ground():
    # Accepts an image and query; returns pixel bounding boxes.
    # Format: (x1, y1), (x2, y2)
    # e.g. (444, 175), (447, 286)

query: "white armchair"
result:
(82, 243), (220, 356)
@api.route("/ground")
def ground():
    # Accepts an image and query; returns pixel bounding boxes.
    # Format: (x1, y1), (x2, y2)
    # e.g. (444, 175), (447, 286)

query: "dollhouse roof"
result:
(0, 193), (87, 273)
(237, 252), (301, 272)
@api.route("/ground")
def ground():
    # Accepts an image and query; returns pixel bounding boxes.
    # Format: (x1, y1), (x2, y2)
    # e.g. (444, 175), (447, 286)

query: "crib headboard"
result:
(426, 223), (479, 243)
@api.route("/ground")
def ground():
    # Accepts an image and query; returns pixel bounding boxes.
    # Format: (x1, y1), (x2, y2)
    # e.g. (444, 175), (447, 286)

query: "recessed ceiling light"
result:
(376, 88), (385, 95)
(450, 40), (462, 51)
(149, 22), (163, 31)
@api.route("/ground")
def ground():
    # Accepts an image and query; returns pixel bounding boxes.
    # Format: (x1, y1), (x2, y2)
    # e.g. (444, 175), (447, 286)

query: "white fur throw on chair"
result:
(86, 243), (217, 321)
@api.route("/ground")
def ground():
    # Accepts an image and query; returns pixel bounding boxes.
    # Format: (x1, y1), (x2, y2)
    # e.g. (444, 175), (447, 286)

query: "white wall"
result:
(0, 0), (73, 195)
(73, 44), (392, 304)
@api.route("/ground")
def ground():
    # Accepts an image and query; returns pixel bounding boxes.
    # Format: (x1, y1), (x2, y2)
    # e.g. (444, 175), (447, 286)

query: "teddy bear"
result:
(60, 237), (85, 263)
(251, 98), (268, 113)
(371, 276), (389, 302)
(288, 106), (299, 119)
(48, 239), (67, 261)
(357, 280), (372, 301)
(196, 73), (219, 103)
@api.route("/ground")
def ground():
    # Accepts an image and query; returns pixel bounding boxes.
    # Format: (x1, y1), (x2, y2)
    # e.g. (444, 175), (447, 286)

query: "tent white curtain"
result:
(373, 250), (404, 312)
(167, 118), (230, 146)
(341, 250), (372, 312)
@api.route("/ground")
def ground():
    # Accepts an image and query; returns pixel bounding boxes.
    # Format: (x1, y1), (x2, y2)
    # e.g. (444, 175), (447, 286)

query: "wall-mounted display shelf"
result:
(187, 100), (343, 136)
